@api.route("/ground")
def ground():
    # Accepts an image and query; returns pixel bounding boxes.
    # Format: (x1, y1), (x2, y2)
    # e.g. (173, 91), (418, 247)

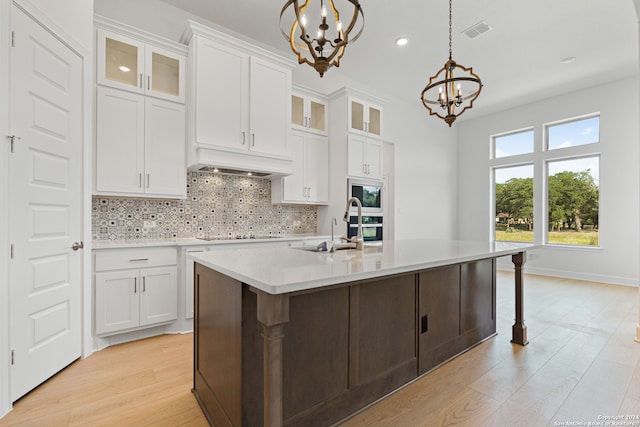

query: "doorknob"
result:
(71, 241), (84, 251)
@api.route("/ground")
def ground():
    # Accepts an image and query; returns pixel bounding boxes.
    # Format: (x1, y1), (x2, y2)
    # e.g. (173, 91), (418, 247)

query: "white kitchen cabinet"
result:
(348, 96), (383, 138)
(190, 36), (290, 157)
(272, 130), (329, 204)
(292, 87), (328, 136)
(97, 28), (186, 104)
(95, 86), (186, 198)
(183, 22), (295, 175)
(94, 248), (178, 336)
(347, 133), (383, 180)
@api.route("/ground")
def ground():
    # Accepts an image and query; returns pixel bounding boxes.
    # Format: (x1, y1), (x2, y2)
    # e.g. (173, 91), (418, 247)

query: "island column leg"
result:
(257, 292), (290, 427)
(511, 251), (529, 346)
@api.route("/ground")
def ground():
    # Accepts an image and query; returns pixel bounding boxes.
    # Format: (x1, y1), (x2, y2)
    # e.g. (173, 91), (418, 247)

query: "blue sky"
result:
(494, 116), (600, 184)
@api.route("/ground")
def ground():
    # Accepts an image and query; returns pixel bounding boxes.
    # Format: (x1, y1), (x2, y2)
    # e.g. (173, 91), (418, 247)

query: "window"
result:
(490, 114), (600, 247)
(495, 165), (534, 242)
(494, 129), (534, 158)
(547, 157), (599, 246)
(547, 115), (599, 150)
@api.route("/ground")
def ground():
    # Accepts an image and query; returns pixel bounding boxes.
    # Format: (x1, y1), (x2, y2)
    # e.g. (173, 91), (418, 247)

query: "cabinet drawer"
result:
(94, 247), (177, 271)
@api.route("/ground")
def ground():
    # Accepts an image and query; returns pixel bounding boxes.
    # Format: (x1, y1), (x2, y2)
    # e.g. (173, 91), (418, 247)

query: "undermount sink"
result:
(293, 241), (382, 253)
(293, 242), (357, 252)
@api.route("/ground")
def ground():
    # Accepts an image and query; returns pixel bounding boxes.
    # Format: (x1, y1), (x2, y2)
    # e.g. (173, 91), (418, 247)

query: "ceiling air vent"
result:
(462, 21), (492, 39)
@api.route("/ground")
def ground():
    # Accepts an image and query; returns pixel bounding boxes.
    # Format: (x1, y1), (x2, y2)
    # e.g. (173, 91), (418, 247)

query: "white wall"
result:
(457, 77), (640, 286)
(27, 0), (93, 52)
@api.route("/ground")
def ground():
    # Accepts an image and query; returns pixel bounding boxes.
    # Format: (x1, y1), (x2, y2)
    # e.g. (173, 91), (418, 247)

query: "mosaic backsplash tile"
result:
(92, 172), (318, 241)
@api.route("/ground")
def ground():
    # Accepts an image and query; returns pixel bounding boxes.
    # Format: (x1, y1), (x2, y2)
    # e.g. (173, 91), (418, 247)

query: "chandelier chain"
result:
(448, 0), (453, 59)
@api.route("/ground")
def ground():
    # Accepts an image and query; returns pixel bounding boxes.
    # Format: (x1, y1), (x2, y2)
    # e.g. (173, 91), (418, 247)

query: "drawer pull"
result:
(129, 258), (149, 262)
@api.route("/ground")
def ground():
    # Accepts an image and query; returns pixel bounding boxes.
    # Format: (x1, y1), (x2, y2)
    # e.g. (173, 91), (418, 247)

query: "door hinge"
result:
(11, 350), (15, 365)
(7, 135), (20, 153)
(11, 31), (15, 47)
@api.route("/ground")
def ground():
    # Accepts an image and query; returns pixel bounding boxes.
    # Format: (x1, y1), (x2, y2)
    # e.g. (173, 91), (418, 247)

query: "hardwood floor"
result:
(0, 333), (208, 427)
(1, 272), (638, 426)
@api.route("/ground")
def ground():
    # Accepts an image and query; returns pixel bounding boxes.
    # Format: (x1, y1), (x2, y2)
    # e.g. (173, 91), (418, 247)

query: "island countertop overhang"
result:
(188, 238), (536, 295)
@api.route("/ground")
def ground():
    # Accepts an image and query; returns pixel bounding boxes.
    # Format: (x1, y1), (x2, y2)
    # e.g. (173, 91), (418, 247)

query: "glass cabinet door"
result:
(291, 94), (305, 128)
(350, 99), (365, 133)
(97, 29), (185, 103)
(308, 99), (326, 133)
(367, 105), (381, 136)
(98, 30), (144, 93)
(348, 97), (382, 137)
(291, 93), (327, 135)
(148, 48), (184, 102)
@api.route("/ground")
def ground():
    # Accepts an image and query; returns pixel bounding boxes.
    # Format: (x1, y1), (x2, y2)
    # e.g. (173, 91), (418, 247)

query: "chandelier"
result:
(280, 0), (364, 77)
(421, 0), (482, 127)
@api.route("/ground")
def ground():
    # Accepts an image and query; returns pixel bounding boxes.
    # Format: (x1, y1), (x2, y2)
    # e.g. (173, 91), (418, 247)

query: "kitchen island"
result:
(189, 239), (533, 427)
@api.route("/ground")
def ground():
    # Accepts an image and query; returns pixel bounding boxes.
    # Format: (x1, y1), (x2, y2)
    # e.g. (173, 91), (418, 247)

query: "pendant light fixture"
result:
(280, 0), (364, 77)
(421, 0), (482, 127)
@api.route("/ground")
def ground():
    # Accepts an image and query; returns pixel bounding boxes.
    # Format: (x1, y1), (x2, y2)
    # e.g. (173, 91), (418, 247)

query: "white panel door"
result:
(139, 266), (177, 326)
(9, 6), (83, 401)
(145, 97), (186, 197)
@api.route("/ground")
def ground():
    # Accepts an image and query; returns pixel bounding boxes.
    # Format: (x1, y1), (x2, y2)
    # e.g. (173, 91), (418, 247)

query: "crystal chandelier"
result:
(280, 0), (364, 77)
(421, 0), (482, 127)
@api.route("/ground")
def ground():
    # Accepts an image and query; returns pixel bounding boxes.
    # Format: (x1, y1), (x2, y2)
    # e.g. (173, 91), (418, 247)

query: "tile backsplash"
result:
(92, 172), (318, 241)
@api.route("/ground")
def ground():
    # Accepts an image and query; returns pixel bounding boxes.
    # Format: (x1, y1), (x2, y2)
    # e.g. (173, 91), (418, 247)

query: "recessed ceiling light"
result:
(395, 37), (408, 46)
(560, 56), (576, 64)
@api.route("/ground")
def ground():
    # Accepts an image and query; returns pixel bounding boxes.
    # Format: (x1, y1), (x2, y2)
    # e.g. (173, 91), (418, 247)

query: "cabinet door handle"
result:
(421, 315), (428, 333)
(242, 131), (246, 145)
(139, 173), (142, 188)
(251, 133), (255, 147)
(142, 276), (146, 292)
(146, 173), (150, 189)
(139, 73), (143, 89)
(129, 258), (149, 262)
(134, 277), (137, 293)
(147, 75), (150, 91)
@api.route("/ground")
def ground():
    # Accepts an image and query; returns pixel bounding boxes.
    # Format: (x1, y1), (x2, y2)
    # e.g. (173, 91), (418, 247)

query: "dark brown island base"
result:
(189, 240), (532, 427)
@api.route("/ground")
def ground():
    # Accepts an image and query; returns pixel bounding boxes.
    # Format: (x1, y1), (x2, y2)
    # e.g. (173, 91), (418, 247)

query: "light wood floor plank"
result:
(0, 272), (638, 427)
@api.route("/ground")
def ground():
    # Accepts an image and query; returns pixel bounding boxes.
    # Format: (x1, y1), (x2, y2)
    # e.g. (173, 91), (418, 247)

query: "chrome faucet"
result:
(344, 197), (364, 250)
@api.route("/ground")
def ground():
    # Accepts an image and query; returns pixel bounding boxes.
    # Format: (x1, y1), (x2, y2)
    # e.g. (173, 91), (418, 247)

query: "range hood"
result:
(197, 166), (271, 177)
(187, 144), (293, 178)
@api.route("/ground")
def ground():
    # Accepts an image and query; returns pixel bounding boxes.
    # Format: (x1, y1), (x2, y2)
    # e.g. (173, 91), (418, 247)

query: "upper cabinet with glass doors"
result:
(291, 87), (328, 136)
(348, 96), (383, 138)
(97, 29), (186, 104)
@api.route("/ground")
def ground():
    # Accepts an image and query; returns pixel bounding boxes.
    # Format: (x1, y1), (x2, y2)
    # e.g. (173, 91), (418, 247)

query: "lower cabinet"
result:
(94, 248), (178, 335)
(418, 258), (495, 374)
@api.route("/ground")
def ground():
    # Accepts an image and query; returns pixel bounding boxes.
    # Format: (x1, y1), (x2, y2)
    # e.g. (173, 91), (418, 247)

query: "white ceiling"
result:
(158, 0), (639, 118)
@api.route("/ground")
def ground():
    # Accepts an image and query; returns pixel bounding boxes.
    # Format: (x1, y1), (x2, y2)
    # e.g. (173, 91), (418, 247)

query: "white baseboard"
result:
(496, 262), (638, 287)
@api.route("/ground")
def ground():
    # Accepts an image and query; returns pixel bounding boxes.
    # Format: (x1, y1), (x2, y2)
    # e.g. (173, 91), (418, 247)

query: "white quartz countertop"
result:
(189, 239), (536, 295)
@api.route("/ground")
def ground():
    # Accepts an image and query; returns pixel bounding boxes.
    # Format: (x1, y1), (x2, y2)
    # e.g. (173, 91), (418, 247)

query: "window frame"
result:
(489, 113), (601, 248)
